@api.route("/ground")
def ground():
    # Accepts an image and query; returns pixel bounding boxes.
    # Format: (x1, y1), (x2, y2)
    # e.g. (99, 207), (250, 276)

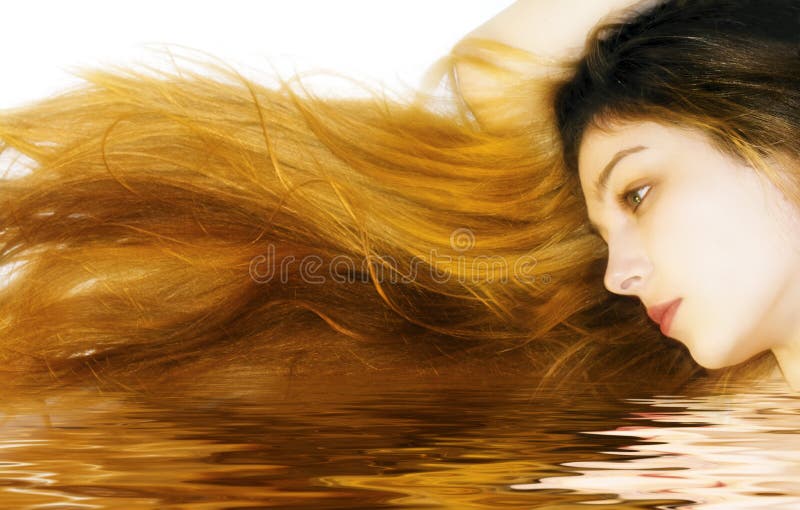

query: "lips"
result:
(646, 298), (683, 336)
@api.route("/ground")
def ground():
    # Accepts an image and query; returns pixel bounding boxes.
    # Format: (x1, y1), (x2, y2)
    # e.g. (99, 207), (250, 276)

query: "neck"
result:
(772, 343), (800, 391)
(767, 243), (800, 391)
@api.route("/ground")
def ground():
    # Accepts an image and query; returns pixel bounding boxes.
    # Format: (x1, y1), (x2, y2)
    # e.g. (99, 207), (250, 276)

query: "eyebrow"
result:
(587, 145), (649, 236)
(593, 145), (648, 202)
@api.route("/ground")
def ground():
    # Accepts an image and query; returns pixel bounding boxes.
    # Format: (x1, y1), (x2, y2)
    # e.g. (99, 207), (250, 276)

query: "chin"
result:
(680, 327), (752, 369)
(684, 341), (734, 370)
(689, 344), (755, 370)
(692, 357), (731, 370)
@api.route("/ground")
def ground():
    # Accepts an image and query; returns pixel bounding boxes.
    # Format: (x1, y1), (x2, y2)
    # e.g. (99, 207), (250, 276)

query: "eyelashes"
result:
(590, 183), (652, 244)
(617, 184), (651, 212)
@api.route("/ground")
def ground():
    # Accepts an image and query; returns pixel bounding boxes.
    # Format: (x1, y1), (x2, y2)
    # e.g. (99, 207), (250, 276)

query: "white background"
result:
(1, 0), (515, 109)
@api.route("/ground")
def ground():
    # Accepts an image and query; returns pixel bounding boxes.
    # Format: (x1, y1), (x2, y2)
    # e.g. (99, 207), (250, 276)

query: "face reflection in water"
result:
(577, 119), (800, 375)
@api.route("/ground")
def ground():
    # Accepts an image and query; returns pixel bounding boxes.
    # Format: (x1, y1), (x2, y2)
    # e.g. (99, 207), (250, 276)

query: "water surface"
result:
(0, 373), (797, 509)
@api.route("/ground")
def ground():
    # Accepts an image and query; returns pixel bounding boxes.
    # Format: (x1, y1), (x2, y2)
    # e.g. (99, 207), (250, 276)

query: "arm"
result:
(459, 0), (656, 67)
(448, 0), (659, 129)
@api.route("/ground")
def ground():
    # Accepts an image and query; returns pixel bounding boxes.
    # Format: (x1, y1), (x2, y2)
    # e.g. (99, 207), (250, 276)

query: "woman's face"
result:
(578, 119), (800, 369)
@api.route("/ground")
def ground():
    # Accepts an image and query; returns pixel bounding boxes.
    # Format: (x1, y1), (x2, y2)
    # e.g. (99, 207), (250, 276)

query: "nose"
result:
(603, 230), (651, 296)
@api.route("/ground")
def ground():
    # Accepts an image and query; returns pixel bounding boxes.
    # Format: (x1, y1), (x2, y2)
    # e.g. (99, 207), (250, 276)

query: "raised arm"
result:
(447, 0), (659, 130)
(460, 0), (656, 67)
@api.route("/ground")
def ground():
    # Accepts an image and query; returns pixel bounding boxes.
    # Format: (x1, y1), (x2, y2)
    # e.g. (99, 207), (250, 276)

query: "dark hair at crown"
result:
(554, 0), (800, 176)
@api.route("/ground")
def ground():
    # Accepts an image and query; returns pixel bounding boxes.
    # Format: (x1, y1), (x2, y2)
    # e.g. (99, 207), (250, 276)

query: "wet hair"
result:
(556, 0), (800, 195)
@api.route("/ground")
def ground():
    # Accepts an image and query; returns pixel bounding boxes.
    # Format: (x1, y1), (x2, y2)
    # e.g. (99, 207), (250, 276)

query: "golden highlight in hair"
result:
(0, 29), (749, 393)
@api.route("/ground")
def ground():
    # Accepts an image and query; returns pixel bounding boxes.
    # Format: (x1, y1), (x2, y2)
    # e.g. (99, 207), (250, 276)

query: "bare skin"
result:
(579, 120), (800, 390)
(452, 0), (661, 128)
(451, 0), (800, 390)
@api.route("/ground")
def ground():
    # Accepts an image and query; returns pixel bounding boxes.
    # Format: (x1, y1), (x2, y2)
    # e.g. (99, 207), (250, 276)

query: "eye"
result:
(617, 184), (651, 212)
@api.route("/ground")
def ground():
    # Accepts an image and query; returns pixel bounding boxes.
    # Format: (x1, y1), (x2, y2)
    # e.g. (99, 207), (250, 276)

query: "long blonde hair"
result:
(0, 40), (754, 393)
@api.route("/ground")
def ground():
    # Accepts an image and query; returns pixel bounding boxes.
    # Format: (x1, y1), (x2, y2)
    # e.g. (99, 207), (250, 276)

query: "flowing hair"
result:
(0, 37), (712, 393)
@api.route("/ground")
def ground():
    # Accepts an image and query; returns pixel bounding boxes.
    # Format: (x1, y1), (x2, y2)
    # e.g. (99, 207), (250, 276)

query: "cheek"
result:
(676, 177), (794, 300)
(644, 182), (786, 365)
(645, 184), (754, 289)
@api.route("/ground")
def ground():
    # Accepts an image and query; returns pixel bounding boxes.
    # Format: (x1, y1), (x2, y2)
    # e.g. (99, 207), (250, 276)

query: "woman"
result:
(0, 0), (783, 392)
(448, 0), (799, 390)
(553, 0), (800, 390)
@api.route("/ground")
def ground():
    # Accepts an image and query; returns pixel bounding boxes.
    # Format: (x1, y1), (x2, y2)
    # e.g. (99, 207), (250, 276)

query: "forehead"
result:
(581, 121), (679, 174)
(577, 120), (720, 237)
(578, 120), (705, 199)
